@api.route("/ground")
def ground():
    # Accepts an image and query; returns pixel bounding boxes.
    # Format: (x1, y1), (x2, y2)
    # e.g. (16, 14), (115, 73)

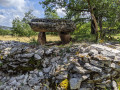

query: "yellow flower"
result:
(59, 79), (69, 90)
(0, 56), (3, 60)
(75, 51), (79, 55)
(99, 39), (104, 43)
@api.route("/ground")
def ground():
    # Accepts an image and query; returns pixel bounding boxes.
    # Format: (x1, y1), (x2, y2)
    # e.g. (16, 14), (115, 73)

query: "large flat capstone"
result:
(29, 18), (76, 32)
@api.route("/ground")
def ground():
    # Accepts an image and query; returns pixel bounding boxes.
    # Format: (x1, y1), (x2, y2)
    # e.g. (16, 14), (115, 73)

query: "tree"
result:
(40, 0), (120, 41)
(12, 10), (37, 37)
(45, 9), (60, 19)
(22, 10), (36, 23)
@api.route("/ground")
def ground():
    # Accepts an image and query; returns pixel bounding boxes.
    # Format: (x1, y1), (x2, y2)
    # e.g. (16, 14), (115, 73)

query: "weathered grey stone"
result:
(101, 50), (115, 59)
(28, 78), (39, 86)
(34, 54), (41, 60)
(73, 66), (89, 74)
(88, 49), (98, 56)
(29, 18), (75, 32)
(35, 49), (44, 56)
(56, 71), (68, 79)
(91, 44), (120, 55)
(112, 81), (118, 90)
(82, 75), (90, 80)
(45, 48), (53, 55)
(38, 71), (44, 79)
(16, 75), (25, 80)
(20, 85), (31, 90)
(21, 53), (34, 58)
(84, 63), (102, 73)
(10, 79), (17, 86)
(90, 60), (104, 67)
(110, 63), (120, 71)
(23, 74), (28, 84)
(51, 56), (60, 63)
(79, 88), (91, 90)
(70, 78), (82, 89)
(43, 66), (52, 73)
(34, 86), (41, 90)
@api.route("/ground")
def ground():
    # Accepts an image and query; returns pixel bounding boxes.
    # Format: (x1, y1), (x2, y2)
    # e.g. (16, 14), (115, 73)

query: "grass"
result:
(0, 35), (60, 43)
(117, 79), (120, 90)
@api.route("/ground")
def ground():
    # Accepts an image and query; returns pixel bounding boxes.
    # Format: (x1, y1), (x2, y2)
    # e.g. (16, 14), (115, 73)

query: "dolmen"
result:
(29, 18), (76, 45)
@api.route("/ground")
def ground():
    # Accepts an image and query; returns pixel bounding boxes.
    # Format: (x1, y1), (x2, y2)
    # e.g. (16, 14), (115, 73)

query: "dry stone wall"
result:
(0, 41), (120, 90)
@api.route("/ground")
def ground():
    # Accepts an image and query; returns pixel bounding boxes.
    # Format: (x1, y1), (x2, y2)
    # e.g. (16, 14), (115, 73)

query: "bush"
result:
(73, 22), (91, 35)
(12, 18), (37, 37)
(71, 22), (96, 42)
(0, 29), (11, 36)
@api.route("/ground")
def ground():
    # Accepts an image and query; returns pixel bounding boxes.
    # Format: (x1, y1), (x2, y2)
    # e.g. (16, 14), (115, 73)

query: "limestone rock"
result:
(35, 49), (44, 56)
(34, 54), (41, 60)
(21, 53), (34, 58)
(112, 81), (119, 90)
(84, 63), (102, 73)
(70, 78), (82, 89)
(73, 66), (89, 74)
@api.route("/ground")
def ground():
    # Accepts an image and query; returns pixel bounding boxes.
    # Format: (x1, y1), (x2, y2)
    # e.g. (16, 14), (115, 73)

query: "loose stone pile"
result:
(0, 41), (120, 90)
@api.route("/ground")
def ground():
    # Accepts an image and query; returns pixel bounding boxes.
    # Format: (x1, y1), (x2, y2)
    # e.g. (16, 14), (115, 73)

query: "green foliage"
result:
(12, 10), (37, 37)
(72, 22), (96, 42)
(73, 22), (91, 35)
(40, 0), (120, 42)
(45, 9), (60, 19)
(0, 29), (11, 36)
(22, 10), (36, 23)
(29, 37), (39, 45)
(46, 32), (58, 35)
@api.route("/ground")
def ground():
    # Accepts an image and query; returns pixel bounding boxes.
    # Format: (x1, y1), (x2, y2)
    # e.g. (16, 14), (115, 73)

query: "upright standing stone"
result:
(59, 32), (71, 44)
(38, 32), (46, 45)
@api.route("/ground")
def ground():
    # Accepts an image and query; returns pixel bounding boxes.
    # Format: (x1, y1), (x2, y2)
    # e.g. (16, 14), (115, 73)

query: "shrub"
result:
(0, 29), (11, 36)
(12, 18), (37, 37)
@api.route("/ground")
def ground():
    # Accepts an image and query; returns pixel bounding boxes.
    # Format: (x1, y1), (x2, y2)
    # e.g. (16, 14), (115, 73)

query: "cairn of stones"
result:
(29, 18), (76, 45)
(0, 41), (120, 89)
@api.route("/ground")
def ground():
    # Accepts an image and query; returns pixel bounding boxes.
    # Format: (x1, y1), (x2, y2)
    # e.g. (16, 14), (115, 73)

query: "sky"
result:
(0, 0), (66, 27)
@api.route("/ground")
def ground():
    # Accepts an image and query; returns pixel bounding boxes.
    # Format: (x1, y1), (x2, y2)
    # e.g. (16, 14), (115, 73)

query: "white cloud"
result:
(0, 15), (5, 19)
(0, 0), (25, 12)
(56, 8), (66, 17)
(0, 0), (42, 27)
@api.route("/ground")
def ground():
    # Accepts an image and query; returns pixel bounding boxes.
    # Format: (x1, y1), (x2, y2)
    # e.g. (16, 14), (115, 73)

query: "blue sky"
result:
(0, 0), (66, 27)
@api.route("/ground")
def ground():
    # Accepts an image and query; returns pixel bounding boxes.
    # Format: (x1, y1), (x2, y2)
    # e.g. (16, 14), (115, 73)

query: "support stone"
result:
(59, 32), (71, 44)
(38, 32), (46, 45)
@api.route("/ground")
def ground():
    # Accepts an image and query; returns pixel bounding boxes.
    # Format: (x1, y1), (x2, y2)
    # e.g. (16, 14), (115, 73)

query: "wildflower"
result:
(0, 56), (3, 60)
(75, 51), (79, 55)
(59, 79), (69, 90)
(99, 39), (104, 43)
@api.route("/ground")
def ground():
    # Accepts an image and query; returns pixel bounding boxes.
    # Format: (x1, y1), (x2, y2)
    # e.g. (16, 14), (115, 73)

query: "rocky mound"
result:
(0, 41), (120, 90)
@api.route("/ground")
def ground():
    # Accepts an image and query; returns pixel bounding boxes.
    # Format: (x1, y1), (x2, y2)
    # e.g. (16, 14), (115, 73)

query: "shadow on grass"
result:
(72, 34), (96, 43)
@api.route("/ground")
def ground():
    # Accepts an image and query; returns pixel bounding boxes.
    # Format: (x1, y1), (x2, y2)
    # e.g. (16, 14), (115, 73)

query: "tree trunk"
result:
(91, 8), (98, 34)
(99, 16), (103, 38)
(87, 0), (99, 42)
(91, 19), (96, 34)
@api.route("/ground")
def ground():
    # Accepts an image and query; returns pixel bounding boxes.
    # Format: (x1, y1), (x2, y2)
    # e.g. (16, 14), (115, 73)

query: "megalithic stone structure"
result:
(29, 18), (76, 45)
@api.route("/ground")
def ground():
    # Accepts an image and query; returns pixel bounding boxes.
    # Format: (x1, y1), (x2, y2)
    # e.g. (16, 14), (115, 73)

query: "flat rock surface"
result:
(29, 18), (76, 32)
